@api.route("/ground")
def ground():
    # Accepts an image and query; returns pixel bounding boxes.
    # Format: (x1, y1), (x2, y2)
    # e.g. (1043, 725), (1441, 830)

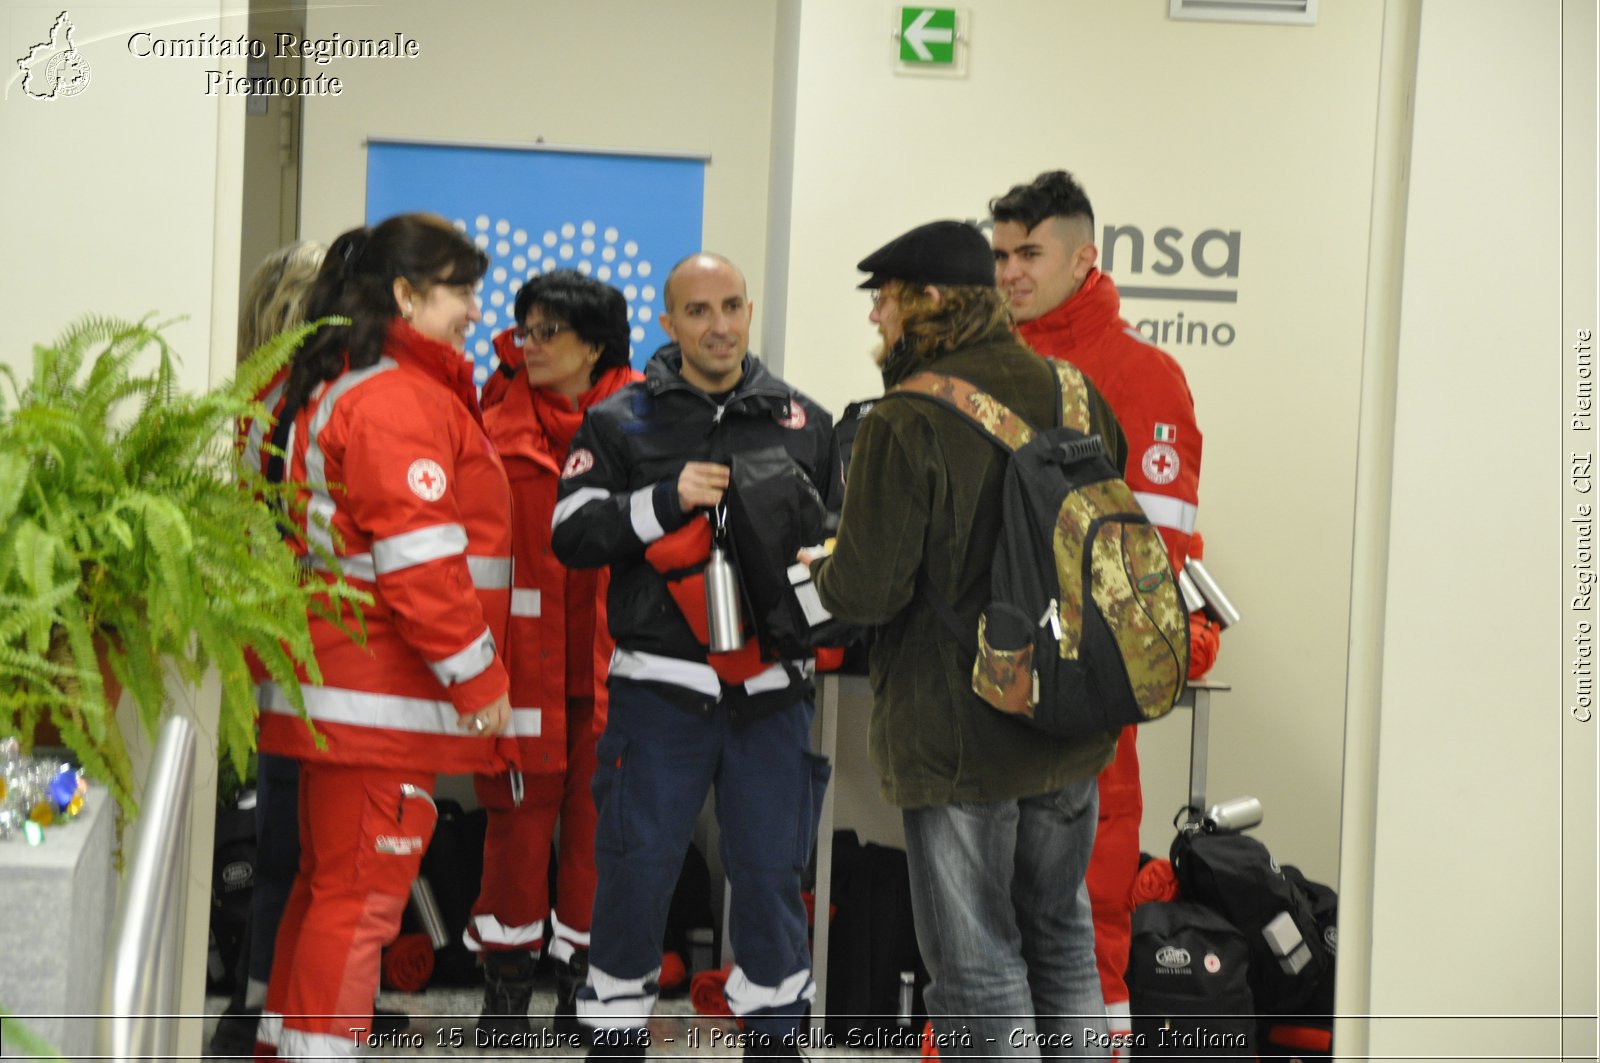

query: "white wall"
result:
(1349, 1), (1592, 1058)
(0, 2), (248, 1055)
(777, 0), (1387, 883)
(296, 0), (781, 320)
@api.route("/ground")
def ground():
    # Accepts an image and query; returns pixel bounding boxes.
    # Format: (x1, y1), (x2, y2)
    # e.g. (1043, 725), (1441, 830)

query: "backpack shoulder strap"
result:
(893, 371), (1035, 452)
(1046, 359), (1095, 434)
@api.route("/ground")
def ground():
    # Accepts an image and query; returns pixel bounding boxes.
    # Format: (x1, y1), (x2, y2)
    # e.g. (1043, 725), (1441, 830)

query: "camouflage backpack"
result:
(896, 362), (1188, 739)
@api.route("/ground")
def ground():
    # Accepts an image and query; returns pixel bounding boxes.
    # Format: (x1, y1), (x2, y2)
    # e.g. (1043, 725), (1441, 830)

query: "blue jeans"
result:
(902, 778), (1107, 1061)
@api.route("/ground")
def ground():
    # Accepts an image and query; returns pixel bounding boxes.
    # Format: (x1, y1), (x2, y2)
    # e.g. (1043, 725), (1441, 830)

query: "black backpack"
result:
(1170, 829), (1334, 1018)
(894, 363), (1188, 739)
(207, 797), (257, 995)
(823, 831), (928, 1041)
(1127, 899), (1255, 1059)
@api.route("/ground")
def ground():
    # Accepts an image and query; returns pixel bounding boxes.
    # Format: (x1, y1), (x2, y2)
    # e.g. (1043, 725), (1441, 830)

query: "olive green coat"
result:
(811, 332), (1125, 809)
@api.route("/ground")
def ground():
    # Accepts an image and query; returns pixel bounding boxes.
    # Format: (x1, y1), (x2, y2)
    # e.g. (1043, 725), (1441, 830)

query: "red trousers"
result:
(1086, 727), (1142, 1010)
(257, 763), (437, 1061)
(466, 696), (599, 960)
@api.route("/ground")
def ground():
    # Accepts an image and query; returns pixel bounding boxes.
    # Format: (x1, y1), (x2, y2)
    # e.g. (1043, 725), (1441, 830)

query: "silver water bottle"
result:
(705, 542), (745, 653)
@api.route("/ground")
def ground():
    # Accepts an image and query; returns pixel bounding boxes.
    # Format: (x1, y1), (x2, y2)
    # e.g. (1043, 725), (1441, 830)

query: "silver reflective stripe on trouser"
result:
(577, 963), (661, 1029)
(372, 523), (468, 574)
(1132, 491), (1199, 536)
(550, 486), (609, 531)
(279, 1029), (359, 1059)
(302, 358), (399, 561)
(548, 912), (590, 965)
(463, 913), (545, 952)
(429, 627), (497, 687)
(722, 964), (816, 1015)
(261, 682), (459, 737)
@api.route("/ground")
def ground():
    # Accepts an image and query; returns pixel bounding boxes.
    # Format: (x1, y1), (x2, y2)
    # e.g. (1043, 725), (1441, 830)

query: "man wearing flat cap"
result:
(805, 220), (1126, 1058)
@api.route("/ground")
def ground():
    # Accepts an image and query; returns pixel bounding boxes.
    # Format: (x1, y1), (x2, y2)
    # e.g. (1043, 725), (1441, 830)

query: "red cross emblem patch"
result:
(1141, 443), (1180, 486)
(406, 458), (447, 501)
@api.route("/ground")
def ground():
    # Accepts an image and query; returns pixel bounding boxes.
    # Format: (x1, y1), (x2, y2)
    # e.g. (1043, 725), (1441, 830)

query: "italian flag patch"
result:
(1154, 423), (1178, 442)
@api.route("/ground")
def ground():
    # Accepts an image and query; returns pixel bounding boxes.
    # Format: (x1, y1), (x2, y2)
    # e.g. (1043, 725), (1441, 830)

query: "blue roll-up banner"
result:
(366, 139), (707, 386)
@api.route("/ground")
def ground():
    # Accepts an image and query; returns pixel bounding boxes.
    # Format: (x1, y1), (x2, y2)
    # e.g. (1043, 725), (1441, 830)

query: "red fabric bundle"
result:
(380, 933), (435, 992)
(1130, 857), (1180, 907)
(1187, 614), (1221, 680)
(659, 950), (688, 992)
(690, 965), (734, 1018)
(921, 1019), (940, 1060)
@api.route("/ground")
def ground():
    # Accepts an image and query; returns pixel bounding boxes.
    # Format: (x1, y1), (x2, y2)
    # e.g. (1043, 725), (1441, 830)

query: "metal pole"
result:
(98, 715), (197, 1061)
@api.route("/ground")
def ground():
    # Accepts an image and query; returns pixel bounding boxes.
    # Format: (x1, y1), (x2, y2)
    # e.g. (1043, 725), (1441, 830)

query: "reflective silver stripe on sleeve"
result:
(629, 485), (665, 544)
(309, 552), (377, 583)
(467, 555), (512, 589)
(608, 649), (721, 698)
(429, 628), (498, 686)
(242, 378), (287, 476)
(260, 681), (458, 736)
(551, 486), (610, 530)
(510, 588), (542, 617)
(1132, 492), (1199, 535)
(722, 964), (816, 1014)
(302, 358), (399, 561)
(371, 523), (469, 575)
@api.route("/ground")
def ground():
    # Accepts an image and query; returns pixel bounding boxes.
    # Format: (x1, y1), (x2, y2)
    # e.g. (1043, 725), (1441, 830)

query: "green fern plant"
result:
(0, 315), (365, 817)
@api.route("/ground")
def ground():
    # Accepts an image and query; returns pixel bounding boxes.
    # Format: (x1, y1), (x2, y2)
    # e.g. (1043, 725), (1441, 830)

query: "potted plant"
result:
(0, 315), (362, 818)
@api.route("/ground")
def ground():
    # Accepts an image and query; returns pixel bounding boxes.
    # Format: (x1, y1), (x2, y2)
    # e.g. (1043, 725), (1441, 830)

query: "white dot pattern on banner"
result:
(475, 366), (488, 385)
(454, 215), (660, 391)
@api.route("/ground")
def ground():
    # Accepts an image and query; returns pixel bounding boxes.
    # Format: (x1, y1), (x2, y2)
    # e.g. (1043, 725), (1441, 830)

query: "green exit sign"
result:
(898, 7), (957, 65)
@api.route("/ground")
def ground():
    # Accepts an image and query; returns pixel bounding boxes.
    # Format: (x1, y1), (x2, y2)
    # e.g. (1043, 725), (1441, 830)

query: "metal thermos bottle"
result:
(705, 543), (744, 652)
(1202, 795), (1264, 834)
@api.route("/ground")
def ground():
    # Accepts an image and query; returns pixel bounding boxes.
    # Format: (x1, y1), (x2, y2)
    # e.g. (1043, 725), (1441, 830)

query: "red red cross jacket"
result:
(258, 320), (516, 775)
(481, 365), (639, 772)
(1018, 269), (1204, 814)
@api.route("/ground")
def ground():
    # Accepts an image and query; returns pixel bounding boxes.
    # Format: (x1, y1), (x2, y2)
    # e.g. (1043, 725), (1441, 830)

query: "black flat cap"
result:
(856, 220), (995, 290)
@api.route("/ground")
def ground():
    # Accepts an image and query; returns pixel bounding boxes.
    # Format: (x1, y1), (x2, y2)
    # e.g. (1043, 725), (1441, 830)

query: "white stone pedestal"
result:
(0, 782), (116, 1058)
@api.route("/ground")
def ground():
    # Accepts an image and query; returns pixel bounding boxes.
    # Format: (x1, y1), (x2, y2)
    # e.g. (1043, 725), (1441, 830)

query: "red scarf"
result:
(528, 365), (637, 459)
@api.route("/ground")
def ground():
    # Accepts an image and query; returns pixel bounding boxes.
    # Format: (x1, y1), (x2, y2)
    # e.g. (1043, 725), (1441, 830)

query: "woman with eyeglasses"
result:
(468, 269), (641, 1044)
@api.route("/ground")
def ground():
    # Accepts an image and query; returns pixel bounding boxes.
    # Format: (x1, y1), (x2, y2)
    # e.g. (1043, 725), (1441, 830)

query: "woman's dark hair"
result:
(282, 213), (488, 413)
(513, 269), (632, 383)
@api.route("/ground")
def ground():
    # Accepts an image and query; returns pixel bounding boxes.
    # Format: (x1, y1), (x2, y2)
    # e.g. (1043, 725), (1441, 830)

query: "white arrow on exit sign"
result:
(902, 8), (956, 63)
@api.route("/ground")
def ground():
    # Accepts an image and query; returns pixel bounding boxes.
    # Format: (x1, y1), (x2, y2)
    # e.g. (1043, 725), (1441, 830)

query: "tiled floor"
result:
(204, 984), (920, 1060)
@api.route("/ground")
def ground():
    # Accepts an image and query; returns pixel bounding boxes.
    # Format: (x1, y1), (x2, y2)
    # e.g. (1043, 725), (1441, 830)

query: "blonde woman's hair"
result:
(238, 240), (328, 362)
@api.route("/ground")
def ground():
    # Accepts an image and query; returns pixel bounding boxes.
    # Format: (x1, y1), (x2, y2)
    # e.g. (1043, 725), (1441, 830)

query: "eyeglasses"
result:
(516, 322), (571, 345)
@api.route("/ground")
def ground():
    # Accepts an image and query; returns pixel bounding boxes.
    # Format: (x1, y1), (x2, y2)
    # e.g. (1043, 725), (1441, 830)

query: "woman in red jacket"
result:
(470, 269), (640, 1043)
(254, 213), (516, 1062)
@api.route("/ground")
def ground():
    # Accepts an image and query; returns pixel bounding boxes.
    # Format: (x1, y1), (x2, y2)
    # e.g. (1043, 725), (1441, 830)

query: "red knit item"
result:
(690, 965), (734, 1018)
(380, 932), (435, 992)
(1130, 858), (1180, 907)
(920, 1020), (940, 1060)
(1188, 530), (1205, 561)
